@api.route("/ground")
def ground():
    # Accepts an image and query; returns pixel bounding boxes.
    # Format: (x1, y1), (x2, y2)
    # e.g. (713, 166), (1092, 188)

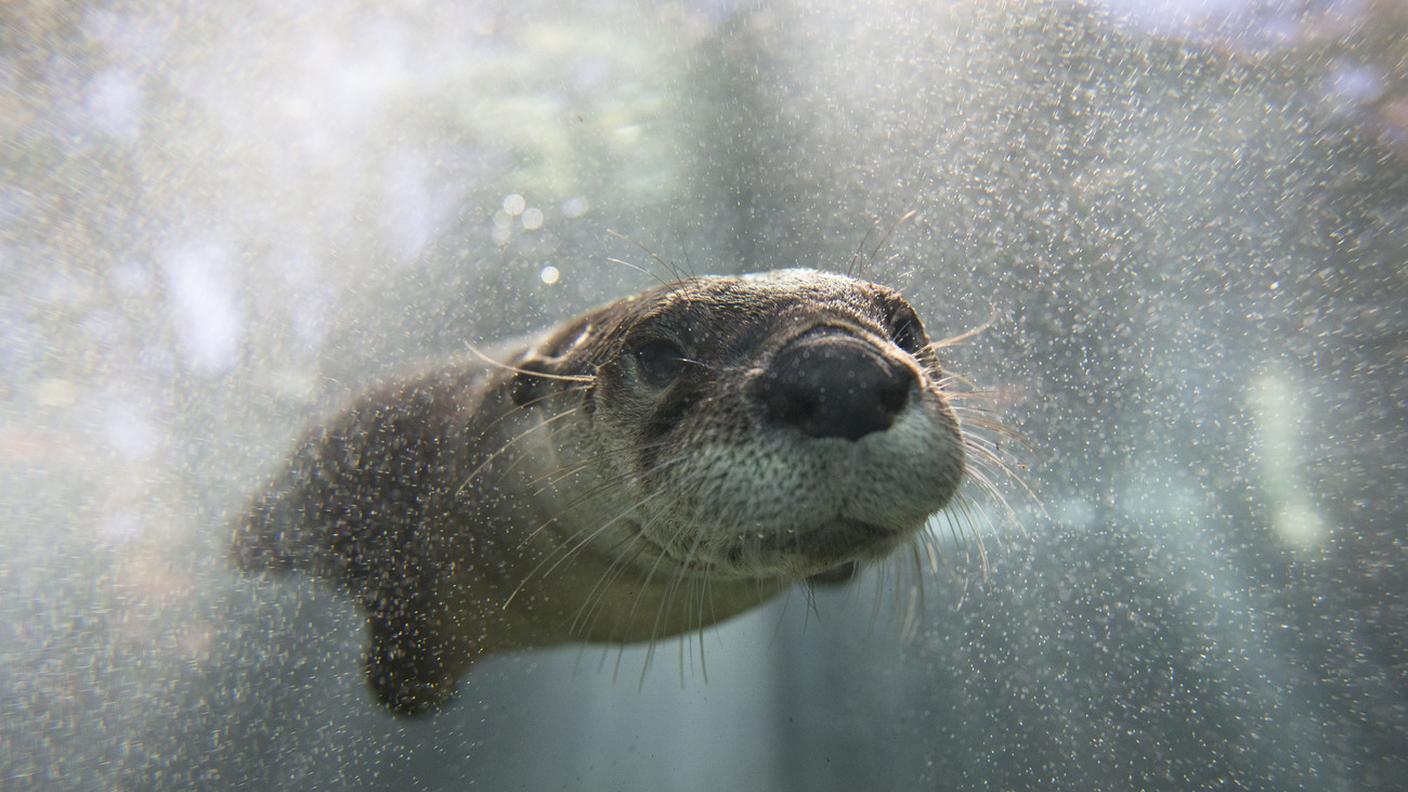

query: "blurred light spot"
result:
(82, 9), (168, 70)
(1247, 369), (1328, 551)
(98, 511), (143, 544)
(162, 241), (244, 375)
(1328, 62), (1384, 105)
(84, 69), (143, 141)
(177, 626), (214, 660)
(1273, 503), (1326, 550)
(613, 124), (642, 144)
(109, 261), (153, 296)
(561, 196), (589, 218)
(0, 185), (32, 228)
(522, 207), (545, 230)
(384, 152), (439, 262)
(105, 402), (159, 459)
(35, 379), (77, 407)
(470, 14), (496, 36)
(276, 248), (332, 352)
(1322, 61), (1386, 116)
(1091, 0), (1258, 37)
(502, 193), (526, 216)
(267, 367), (320, 402)
(540, 265), (561, 285)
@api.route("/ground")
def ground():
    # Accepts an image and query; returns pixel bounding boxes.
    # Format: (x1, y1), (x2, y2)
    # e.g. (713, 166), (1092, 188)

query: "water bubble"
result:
(540, 265), (560, 285)
(521, 207), (544, 230)
(502, 193), (526, 216)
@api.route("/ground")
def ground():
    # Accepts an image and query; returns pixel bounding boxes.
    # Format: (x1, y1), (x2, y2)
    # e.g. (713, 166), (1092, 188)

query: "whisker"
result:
(934, 371), (983, 392)
(607, 256), (674, 290)
(455, 405), (582, 497)
(641, 525), (708, 687)
(596, 461), (719, 668)
(927, 308), (997, 350)
(866, 552), (888, 640)
(802, 578), (821, 633)
(463, 340), (596, 384)
(569, 525), (654, 638)
(679, 247), (698, 280)
(962, 459), (1021, 529)
(846, 217), (883, 278)
(678, 631), (688, 688)
(537, 481), (684, 586)
(918, 522), (948, 577)
(771, 581), (795, 647)
(952, 411), (1034, 446)
(695, 558), (715, 684)
(616, 543), (678, 684)
(580, 539), (656, 643)
(887, 554), (903, 635)
(523, 440), (669, 496)
(511, 451), (690, 552)
(676, 357), (716, 373)
(940, 506), (971, 550)
(501, 481), (680, 610)
(475, 382), (592, 439)
(951, 491), (992, 578)
(607, 229), (690, 284)
(908, 540), (926, 625)
(901, 546), (925, 643)
(963, 440), (1044, 522)
(582, 459), (726, 648)
(864, 210), (917, 279)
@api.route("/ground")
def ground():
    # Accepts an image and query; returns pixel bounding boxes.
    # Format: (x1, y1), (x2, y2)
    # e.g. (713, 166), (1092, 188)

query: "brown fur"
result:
(234, 270), (965, 716)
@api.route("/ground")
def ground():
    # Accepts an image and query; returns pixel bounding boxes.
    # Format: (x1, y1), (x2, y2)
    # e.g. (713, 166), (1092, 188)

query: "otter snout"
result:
(755, 328), (914, 441)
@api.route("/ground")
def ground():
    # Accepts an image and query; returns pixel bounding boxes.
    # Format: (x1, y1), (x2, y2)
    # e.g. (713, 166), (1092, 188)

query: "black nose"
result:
(755, 328), (913, 441)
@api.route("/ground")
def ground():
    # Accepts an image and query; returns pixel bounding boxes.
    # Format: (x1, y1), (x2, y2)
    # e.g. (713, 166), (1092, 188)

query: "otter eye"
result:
(891, 313), (924, 354)
(633, 340), (685, 385)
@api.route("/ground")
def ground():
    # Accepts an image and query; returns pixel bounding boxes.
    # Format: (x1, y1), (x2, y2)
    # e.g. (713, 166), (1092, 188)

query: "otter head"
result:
(511, 269), (965, 583)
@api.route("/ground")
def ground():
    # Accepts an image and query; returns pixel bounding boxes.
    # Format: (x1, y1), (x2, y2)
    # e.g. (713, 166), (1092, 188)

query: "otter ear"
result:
(507, 316), (597, 407)
(508, 353), (560, 407)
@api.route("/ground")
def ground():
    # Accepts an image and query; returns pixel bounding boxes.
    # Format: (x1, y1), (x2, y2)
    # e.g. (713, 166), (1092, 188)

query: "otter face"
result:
(518, 269), (965, 582)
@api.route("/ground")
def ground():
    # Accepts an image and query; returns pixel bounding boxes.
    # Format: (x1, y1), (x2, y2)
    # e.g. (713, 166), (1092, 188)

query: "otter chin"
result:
(234, 268), (967, 716)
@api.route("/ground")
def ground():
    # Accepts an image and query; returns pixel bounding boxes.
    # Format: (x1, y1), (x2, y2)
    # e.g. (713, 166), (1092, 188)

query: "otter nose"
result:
(756, 329), (913, 441)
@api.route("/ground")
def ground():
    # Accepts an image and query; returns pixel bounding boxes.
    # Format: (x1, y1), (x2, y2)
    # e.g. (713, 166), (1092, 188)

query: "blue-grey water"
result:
(3, 0), (1405, 789)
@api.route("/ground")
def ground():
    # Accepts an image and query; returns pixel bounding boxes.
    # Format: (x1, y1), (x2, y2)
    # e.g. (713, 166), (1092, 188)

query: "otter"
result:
(233, 269), (967, 716)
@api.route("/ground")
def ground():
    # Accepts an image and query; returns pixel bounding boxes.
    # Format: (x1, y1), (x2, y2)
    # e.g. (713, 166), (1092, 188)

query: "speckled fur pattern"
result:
(234, 269), (967, 716)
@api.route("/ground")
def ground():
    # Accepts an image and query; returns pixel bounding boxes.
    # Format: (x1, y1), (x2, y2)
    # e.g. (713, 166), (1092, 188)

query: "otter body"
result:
(234, 270), (966, 715)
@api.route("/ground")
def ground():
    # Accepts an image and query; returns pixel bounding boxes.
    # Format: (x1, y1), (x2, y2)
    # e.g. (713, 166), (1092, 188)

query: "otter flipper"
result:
(232, 434), (336, 575)
(234, 369), (488, 715)
(363, 591), (460, 717)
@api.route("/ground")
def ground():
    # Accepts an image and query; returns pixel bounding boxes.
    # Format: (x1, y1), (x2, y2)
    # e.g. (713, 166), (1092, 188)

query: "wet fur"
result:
(234, 270), (969, 716)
